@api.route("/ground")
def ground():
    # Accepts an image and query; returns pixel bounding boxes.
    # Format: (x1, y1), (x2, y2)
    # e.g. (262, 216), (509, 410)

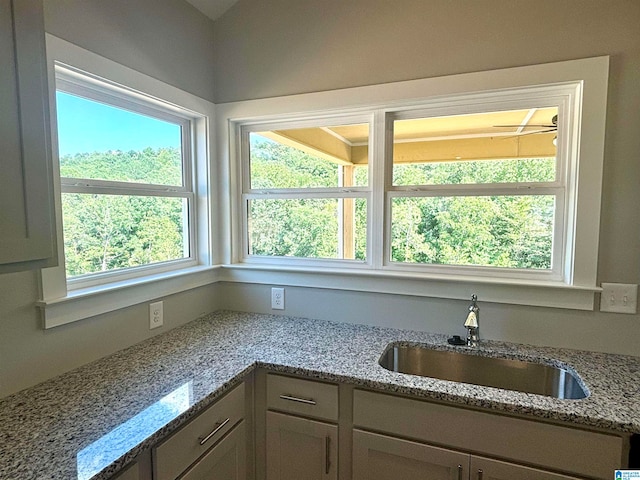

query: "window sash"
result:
(54, 66), (199, 288)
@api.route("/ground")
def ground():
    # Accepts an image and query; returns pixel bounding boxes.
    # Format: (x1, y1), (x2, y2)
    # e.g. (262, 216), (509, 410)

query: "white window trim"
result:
(38, 35), (219, 328)
(218, 56), (609, 310)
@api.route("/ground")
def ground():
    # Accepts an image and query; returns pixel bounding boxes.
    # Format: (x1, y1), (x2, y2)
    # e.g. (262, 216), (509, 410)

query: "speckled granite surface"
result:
(1, 310), (638, 480)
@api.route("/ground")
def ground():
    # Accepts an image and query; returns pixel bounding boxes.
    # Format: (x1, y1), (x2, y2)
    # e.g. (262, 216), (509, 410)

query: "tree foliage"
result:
(60, 149), (185, 277)
(250, 139), (555, 269)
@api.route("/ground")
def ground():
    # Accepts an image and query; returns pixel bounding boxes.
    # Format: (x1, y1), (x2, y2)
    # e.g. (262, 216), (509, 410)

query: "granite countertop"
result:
(1, 310), (639, 480)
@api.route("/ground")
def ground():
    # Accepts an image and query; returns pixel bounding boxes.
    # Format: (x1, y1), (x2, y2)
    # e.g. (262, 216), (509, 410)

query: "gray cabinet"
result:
(180, 421), (246, 480)
(153, 383), (246, 480)
(266, 411), (337, 480)
(353, 429), (582, 480)
(353, 429), (467, 480)
(469, 456), (583, 480)
(353, 389), (621, 480)
(264, 374), (339, 480)
(0, 0), (56, 273)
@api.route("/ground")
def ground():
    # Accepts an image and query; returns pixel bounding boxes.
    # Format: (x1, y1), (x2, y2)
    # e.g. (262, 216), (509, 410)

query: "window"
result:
(40, 35), (215, 328)
(55, 68), (195, 286)
(242, 119), (370, 264)
(387, 104), (565, 281)
(239, 93), (572, 283)
(227, 57), (609, 309)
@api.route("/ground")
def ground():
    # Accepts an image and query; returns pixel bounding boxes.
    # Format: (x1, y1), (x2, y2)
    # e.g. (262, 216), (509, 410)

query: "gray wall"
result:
(0, 0), (219, 398)
(212, 0), (640, 354)
(45, 0), (217, 102)
(1, 0), (639, 399)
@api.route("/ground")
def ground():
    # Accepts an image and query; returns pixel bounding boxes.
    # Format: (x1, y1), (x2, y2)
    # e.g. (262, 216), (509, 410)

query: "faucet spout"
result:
(464, 294), (480, 347)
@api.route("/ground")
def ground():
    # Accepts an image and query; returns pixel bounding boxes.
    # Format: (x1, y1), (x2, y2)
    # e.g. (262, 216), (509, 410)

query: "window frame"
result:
(239, 113), (374, 267)
(220, 57), (609, 310)
(381, 87), (577, 282)
(55, 66), (198, 288)
(39, 35), (217, 329)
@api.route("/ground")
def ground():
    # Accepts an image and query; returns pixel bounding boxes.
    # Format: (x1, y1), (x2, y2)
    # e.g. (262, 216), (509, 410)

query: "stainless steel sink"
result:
(379, 344), (588, 399)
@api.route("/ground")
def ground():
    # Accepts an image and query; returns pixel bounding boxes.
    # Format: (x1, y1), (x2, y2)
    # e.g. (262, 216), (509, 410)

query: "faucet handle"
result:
(464, 311), (478, 328)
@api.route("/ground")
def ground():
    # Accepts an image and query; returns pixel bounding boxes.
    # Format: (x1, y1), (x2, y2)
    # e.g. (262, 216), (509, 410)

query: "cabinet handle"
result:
(279, 394), (317, 405)
(325, 436), (331, 475)
(457, 464), (463, 480)
(198, 417), (230, 446)
(477, 469), (484, 480)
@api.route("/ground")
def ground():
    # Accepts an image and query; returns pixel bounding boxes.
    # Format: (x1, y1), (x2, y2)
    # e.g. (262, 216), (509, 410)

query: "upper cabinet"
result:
(0, 0), (57, 273)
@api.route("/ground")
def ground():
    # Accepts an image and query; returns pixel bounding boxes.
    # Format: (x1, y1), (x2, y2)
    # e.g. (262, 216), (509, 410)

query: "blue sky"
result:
(56, 92), (181, 156)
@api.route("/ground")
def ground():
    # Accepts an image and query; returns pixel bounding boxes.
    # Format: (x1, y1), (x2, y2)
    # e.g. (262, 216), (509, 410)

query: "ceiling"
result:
(185, 0), (239, 21)
(257, 107), (559, 165)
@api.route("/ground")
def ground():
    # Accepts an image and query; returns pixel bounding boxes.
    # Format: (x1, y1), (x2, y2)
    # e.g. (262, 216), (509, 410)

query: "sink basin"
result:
(379, 344), (588, 399)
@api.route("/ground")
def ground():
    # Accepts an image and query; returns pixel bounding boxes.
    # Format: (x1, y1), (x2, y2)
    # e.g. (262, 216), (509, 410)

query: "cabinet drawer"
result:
(266, 374), (338, 421)
(154, 383), (245, 480)
(180, 420), (246, 480)
(353, 389), (623, 479)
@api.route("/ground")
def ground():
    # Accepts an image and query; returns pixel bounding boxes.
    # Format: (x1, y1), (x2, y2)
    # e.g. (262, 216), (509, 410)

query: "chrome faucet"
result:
(464, 294), (479, 347)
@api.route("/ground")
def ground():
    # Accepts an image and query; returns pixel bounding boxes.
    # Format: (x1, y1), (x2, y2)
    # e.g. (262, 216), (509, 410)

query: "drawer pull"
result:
(325, 436), (331, 474)
(198, 417), (230, 446)
(279, 394), (317, 406)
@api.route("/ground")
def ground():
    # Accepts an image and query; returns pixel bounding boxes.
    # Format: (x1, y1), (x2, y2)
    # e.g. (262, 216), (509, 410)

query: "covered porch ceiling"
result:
(258, 107), (558, 165)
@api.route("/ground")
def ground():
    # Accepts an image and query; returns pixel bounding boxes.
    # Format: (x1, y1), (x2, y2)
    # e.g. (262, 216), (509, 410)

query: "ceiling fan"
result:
(494, 114), (558, 137)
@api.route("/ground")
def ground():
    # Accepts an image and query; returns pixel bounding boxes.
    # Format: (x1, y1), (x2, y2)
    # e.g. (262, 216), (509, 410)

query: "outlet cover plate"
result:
(271, 287), (285, 310)
(150, 301), (164, 329)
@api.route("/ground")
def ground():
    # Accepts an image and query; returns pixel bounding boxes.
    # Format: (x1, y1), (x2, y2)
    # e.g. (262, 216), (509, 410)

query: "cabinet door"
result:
(0, 0), (56, 272)
(180, 421), (246, 480)
(470, 456), (584, 480)
(353, 429), (468, 480)
(266, 411), (337, 480)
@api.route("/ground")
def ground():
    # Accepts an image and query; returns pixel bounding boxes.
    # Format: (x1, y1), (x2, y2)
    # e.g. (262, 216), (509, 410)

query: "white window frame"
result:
(240, 113), (373, 268)
(56, 66), (198, 289)
(39, 35), (218, 328)
(382, 86), (577, 283)
(219, 57), (609, 310)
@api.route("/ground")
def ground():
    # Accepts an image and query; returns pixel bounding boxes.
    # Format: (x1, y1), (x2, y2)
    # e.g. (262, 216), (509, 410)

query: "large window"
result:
(231, 61), (609, 306)
(55, 67), (196, 286)
(40, 35), (215, 328)
(239, 95), (572, 282)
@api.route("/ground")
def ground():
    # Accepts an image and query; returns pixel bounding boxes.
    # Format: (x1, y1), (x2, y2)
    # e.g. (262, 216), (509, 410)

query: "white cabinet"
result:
(0, 0), (56, 273)
(264, 374), (339, 480)
(153, 383), (247, 480)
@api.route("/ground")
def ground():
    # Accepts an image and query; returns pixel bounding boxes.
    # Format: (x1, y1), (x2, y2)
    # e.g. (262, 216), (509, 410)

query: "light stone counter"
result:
(1, 310), (638, 479)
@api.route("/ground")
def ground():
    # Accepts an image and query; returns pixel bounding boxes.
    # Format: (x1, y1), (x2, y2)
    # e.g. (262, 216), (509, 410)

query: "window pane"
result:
(56, 91), (183, 185)
(390, 195), (554, 269)
(249, 123), (369, 189)
(248, 198), (366, 260)
(393, 108), (557, 186)
(62, 193), (188, 277)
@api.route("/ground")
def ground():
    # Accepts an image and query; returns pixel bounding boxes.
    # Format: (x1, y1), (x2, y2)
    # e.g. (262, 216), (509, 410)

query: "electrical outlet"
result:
(149, 301), (164, 329)
(600, 283), (638, 314)
(271, 287), (285, 310)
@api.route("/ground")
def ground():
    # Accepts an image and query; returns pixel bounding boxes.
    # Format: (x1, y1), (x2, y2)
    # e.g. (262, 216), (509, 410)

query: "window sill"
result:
(37, 266), (221, 329)
(219, 263), (601, 310)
